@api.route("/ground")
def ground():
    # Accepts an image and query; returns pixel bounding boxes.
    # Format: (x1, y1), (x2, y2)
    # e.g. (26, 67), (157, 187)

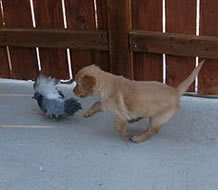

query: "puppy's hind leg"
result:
(83, 101), (102, 118)
(130, 109), (177, 143)
(114, 117), (129, 140)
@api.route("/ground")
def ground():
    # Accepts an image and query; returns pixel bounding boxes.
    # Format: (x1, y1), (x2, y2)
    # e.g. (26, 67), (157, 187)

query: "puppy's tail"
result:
(176, 59), (205, 96)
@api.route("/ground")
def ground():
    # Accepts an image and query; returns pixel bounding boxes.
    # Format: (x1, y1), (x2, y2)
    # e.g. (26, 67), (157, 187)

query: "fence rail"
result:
(0, 28), (108, 50)
(2, 28), (218, 59)
(0, 0), (218, 95)
(130, 31), (218, 59)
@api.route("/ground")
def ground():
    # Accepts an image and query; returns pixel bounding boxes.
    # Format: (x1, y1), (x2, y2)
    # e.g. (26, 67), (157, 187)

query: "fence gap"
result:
(94, 0), (98, 29)
(30, 0), (36, 28)
(29, 0), (41, 72)
(61, 0), (67, 29)
(162, 0), (166, 84)
(0, 0), (4, 26)
(195, 0), (201, 93)
(6, 47), (11, 71)
(61, 0), (73, 79)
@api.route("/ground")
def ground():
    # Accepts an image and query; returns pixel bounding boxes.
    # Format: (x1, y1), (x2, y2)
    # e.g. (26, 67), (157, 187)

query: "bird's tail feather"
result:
(64, 98), (82, 116)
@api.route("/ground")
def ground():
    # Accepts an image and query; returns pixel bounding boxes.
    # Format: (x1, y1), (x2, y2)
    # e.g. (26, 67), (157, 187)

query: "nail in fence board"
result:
(166, 0), (196, 92)
(3, 0), (38, 79)
(132, 0), (163, 82)
(65, 0), (96, 77)
(199, 0), (218, 95)
(0, 5), (9, 78)
(33, 0), (69, 79)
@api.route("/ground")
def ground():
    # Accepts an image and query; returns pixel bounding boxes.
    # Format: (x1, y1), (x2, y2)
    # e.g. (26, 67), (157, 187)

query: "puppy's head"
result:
(73, 65), (98, 98)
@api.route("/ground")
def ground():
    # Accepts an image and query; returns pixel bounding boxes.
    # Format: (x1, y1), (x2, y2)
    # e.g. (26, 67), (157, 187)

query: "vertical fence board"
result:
(3, 0), (38, 79)
(96, 0), (107, 30)
(166, 0), (196, 91)
(95, 0), (109, 72)
(199, 0), (218, 95)
(65, 0), (96, 77)
(33, 0), (69, 79)
(132, 0), (162, 81)
(0, 4), (9, 78)
(0, 45), (8, 78)
(106, 0), (133, 79)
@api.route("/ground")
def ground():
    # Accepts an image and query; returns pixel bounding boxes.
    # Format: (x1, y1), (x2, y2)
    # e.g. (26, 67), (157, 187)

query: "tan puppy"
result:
(73, 60), (205, 143)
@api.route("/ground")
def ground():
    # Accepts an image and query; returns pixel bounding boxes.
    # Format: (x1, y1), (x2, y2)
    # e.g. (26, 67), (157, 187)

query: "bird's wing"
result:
(64, 98), (82, 116)
(42, 98), (65, 117)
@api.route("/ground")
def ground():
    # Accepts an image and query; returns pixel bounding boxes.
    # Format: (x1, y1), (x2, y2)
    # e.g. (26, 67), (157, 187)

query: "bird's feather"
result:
(34, 75), (62, 100)
(33, 75), (82, 119)
(64, 98), (82, 116)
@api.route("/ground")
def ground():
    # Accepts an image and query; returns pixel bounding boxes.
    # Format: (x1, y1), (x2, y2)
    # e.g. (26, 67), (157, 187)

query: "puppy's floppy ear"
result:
(81, 75), (96, 94)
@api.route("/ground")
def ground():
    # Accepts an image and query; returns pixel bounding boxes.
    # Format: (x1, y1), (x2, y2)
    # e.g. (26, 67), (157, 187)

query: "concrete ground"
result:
(0, 78), (218, 190)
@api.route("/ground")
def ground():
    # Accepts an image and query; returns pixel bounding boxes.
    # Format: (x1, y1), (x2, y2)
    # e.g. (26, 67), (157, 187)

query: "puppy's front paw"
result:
(83, 111), (93, 118)
(129, 136), (144, 144)
(119, 131), (129, 141)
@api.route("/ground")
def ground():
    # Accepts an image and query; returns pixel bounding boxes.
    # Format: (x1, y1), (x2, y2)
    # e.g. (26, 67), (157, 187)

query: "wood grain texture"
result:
(96, 0), (108, 30)
(65, 0), (97, 77)
(0, 5), (9, 78)
(0, 28), (108, 50)
(0, 47), (9, 78)
(33, 0), (69, 79)
(166, 0), (196, 91)
(95, 0), (110, 72)
(132, 0), (162, 82)
(199, 0), (218, 95)
(3, 28), (218, 59)
(3, 0), (38, 79)
(130, 31), (218, 59)
(106, 0), (133, 79)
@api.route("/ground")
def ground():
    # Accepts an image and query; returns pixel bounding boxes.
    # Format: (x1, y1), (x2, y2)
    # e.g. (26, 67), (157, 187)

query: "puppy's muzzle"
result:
(73, 86), (85, 97)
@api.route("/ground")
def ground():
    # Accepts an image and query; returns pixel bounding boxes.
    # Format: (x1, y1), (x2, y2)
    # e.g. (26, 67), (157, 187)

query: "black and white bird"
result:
(33, 75), (82, 119)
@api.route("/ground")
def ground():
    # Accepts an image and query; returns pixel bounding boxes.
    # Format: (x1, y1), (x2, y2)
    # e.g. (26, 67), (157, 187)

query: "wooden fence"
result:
(0, 0), (218, 95)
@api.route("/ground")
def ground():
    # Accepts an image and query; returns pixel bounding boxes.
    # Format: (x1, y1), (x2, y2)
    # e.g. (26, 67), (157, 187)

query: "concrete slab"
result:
(0, 79), (218, 190)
